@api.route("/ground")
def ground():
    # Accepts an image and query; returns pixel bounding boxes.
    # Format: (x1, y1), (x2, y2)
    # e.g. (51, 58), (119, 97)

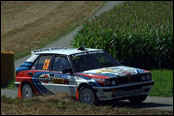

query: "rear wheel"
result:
(22, 84), (33, 99)
(129, 95), (147, 103)
(79, 86), (98, 105)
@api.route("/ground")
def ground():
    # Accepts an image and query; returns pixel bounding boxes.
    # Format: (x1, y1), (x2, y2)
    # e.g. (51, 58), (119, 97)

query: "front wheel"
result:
(129, 95), (147, 104)
(79, 86), (98, 105)
(22, 84), (33, 99)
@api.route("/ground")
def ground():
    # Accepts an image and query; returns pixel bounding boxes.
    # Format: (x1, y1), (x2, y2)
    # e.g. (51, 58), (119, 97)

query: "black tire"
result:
(79, 86), (98, 105)
(22, 83), (33, 99)
(129, 95), (147, 104)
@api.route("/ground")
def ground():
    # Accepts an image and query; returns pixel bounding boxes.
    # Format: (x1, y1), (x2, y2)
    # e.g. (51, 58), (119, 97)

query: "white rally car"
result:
(15, 47), (154, 104)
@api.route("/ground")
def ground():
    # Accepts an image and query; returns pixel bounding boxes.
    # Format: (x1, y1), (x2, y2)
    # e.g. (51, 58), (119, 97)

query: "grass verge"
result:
(6, 78), (15, 89)
(1, 95), (173, 115)
(149, 70), (173, 97)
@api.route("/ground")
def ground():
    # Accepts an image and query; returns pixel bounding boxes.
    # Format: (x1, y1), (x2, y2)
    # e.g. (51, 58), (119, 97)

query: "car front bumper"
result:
(93, 80), (154, 101)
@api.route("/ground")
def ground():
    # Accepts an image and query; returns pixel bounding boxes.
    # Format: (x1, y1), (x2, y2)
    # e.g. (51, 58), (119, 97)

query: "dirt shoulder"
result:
(1, 88), (173, 112)
(1, 94), (173, 115)
(1, 1), (104, 54)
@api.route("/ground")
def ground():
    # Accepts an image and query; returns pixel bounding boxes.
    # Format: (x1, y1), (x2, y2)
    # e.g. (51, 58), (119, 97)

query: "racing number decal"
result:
(43, 59), (50, 70)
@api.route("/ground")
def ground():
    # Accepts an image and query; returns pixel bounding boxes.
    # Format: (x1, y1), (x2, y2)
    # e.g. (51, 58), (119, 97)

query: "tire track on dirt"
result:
(1, 1), (104, 53)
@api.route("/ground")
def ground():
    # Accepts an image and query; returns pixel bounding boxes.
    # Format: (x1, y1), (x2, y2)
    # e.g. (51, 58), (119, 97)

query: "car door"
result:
(29, 54), (77, 97)
(27, 54), (54, 95)
(47, 55), (77, 97)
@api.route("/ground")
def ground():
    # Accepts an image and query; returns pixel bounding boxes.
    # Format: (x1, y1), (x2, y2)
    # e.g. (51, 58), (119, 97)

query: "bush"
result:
(72, 1), (173, 69)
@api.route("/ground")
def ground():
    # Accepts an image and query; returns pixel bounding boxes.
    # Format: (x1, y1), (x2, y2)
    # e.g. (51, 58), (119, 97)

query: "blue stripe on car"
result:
(136, 68), (145, 73)
(16, 62), (32, 74)
(16, 67), (29, 71)
(20, 62), (32, 67)
(32, 73), (45, 95)
(32, 72), (53, 95)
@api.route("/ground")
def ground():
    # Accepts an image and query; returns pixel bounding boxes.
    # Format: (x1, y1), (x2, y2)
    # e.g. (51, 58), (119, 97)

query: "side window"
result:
(31, 55), (52, 70)
(52, 56), (70, 72)
(31, 57), (39, 70)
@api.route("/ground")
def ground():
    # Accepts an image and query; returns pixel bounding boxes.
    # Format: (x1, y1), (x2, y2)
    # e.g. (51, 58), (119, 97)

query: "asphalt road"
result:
(1, 1), (173, 112)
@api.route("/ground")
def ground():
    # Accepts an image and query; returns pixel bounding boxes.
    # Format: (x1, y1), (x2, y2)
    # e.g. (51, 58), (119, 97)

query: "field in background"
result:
(1, 95), (173, 115)
(1, 1), (104, 58)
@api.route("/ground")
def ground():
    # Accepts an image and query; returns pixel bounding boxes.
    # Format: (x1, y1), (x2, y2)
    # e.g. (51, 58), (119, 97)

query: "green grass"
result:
(149, 70), (173, 97)
(1, 95), (173, 115)
(7, 78), (15, 89)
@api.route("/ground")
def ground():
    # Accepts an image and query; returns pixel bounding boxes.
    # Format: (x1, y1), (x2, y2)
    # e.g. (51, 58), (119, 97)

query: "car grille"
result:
(130, 75), (142, 83)
(116, 75), (146, 85)
(117, 76), (130, 85)
(105, 74), (150, 87)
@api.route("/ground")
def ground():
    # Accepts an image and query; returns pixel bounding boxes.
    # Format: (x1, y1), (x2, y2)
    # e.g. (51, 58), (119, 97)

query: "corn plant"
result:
(72, 1), (173, 69)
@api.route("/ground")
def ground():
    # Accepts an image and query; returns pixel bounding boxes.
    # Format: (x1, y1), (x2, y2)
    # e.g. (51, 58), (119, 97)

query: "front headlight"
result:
(111, 80), (116, 86)
(105, 79), (111, 86)
(141, 75), (146, 81)
(146, 74), (151, 81)
(105, 79), (116, 86)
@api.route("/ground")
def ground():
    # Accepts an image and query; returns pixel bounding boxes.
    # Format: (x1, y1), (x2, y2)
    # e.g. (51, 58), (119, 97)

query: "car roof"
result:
(31, 47), (103, 56)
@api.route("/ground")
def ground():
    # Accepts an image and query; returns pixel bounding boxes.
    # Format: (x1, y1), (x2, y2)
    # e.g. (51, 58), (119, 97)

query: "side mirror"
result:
(62, 69), (73, 75)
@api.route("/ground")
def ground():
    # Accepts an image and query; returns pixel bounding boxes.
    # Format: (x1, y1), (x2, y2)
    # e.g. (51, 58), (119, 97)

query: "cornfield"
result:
(72, 1), (173, 69)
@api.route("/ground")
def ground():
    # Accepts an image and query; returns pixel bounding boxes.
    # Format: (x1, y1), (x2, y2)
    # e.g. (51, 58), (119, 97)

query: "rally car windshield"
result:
(69, 51), (121, 72)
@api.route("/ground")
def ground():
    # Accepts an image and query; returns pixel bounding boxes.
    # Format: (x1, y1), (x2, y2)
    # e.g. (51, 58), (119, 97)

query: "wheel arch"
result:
(77, 83), (99, 104)
(21, 81), (34, 93)
(77, 83), (91, 92)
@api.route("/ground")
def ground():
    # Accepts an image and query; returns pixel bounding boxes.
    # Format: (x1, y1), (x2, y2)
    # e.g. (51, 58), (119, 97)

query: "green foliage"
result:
(72, 1), (173, 69)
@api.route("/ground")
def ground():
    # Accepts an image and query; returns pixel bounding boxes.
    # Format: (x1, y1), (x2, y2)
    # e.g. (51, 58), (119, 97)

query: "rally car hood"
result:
(81, 66), (148, 79)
